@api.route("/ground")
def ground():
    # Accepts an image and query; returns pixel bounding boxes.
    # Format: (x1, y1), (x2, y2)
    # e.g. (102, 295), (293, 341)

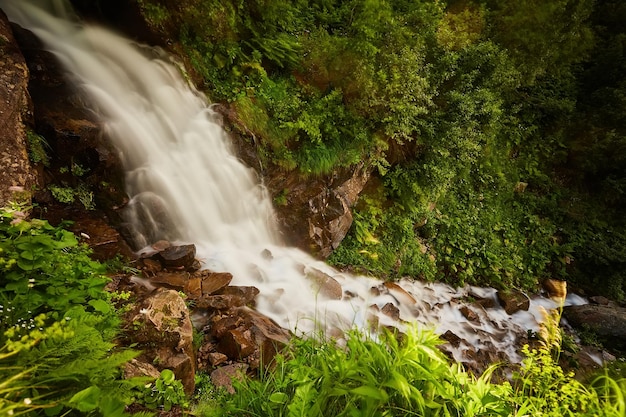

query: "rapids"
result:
(1, 0), (586, 365)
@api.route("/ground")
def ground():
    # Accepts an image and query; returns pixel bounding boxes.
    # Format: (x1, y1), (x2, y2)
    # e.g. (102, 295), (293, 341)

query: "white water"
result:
(2, 0), (586, 365)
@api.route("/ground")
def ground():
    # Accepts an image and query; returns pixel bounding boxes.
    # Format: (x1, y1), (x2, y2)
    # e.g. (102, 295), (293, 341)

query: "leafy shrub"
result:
(0, 204), (145, 416)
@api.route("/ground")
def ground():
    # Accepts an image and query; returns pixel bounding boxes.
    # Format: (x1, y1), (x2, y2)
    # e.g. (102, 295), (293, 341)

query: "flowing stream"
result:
(1, 0), (586, 365)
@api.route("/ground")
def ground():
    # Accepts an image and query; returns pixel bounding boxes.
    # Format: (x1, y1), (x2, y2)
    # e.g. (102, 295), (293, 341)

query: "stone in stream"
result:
(542, 278), (567, 302)
(155, 244), (197, 270)
(563, 304), (626, 350)
(305, 267), (343, 300)
(496, 288), (530, 315)
(200, 271), (233, 295)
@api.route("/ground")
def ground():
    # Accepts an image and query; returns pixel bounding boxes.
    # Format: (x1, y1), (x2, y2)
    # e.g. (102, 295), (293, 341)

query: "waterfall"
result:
(1, 0), (586, 364)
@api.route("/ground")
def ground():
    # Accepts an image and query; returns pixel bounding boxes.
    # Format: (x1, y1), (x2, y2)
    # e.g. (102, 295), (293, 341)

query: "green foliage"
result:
(26, 130), (50, 167)
(0, 206), (108, 326)
(194, 324), (626, 417)
(48, 183), (95, 210)
(136, 369), (189, 412)
(0, 205), (143, 416)
(136, 0), (626, 295)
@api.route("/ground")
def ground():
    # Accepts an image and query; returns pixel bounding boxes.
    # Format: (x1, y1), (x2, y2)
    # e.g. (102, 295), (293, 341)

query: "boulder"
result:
(460, 305), (480, 323)
(211, 364), (249, 395)
(305, 267), (343, 300)
(155, 244), (197, 270)
(563, 304), (626, 350)
(496, 289), (530, 315)
(0, 11), (37, 207)
(150, 271), (190, 289)
(200, 271), (233, 295)
(127, 288), (196, 394)
(542, 279), (567, 302)
(221, 286), (260, 306)
(196, 294), (246, 310)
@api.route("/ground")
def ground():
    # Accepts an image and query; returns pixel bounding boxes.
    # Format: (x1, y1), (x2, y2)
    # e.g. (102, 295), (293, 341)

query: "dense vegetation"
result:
(123, 0), (626, 298)
(195, 325), (626, 417)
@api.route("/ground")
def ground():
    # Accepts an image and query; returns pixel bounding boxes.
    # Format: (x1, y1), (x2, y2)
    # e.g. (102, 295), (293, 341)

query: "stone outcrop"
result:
(10, 21), (127, 217)
(564, 303), (626, 351)
(219, 102), (372, 258)
(542, 279), (567, 302)
(127, 288), (196, 394)
(0, 10), (37, 207)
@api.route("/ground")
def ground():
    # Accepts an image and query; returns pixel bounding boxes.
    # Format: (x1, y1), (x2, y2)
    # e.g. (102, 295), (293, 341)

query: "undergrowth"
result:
(192, 323), (626, 417)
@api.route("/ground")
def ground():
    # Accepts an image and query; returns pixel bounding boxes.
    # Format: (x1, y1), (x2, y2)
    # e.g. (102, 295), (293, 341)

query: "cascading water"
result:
(2, 0), (586, 365)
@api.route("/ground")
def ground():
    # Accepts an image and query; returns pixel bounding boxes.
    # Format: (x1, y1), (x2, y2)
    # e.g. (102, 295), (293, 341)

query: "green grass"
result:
(192, 323), (626, 417)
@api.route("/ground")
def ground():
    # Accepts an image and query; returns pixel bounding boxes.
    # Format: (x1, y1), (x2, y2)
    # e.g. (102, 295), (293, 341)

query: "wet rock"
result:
(0, 12), (38, 207)
(12, 23), (126, 213)
(460, 305), (480, 323)
(306, 268), (343, 300)
(542, 279), (567, 301)
(58, 212), (135, 261)
(150, 271), (190, 289)
(197, 294), (246, 310)
(200, 271), (233, 295)
(156, 244), (197, 270)
(384, 282), (417, 305)
(589, 296), (611, 306)
(151, 240), (171, 251)
(563, 304), (626, 350)
(496, 289), (530, 315)
(442, 330), (462, 348)
(211, 364), (248, 395)
(141, 258), (163, 276)
(221, 286), (260, 306)
(381, 303), (400, 321)
(127, 288), (195, 394)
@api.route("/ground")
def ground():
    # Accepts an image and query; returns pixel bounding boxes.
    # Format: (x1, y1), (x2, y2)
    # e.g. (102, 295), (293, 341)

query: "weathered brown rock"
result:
(211, 316), (244, 338)
(156, 244), (197, 269)
(123, 358), (161, 380)
(128, 288), (196, 394)
(150, 271), (190, 288)
(208, 352), (229, 367)
(185, 276), (202, 298)
(384, 282), (417, 305)
(218, 329), (256, 359)
(306, 268), (343, 300)
(381, 303), (400, 321)
(221, 286), (260, 306)
(197, 294), (246, 310)
(211, 364), (248, 395)
(564, 304), (626, 350)
(237, 307), (292, 365)
(0, 11), (37, 207)
(141, 257), (163, 276)
(589, 296), (611, 306)
(496, 289), (530, 315)
(460, 305), (480, 323)
(542, 279), (567, 301)
(200, 271), (233, 295)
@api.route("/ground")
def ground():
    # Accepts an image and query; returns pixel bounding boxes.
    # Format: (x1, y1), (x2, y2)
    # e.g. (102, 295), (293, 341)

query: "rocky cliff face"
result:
(0, 10), (37, 206)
